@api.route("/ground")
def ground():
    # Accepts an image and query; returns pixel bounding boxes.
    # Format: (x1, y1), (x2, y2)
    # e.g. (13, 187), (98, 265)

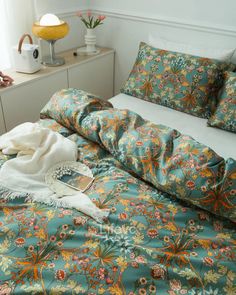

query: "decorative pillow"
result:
(208, 71), (236, 133)
(121, 42), (231, 118)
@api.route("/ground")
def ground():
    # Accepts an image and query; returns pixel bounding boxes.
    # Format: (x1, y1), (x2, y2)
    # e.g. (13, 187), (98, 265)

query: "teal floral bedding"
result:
(208, 71), (236, 133)
(0, 89), (235, 295)
(121, 42), (232, 118)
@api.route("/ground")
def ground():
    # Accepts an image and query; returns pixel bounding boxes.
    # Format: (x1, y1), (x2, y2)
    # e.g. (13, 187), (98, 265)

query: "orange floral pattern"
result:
(0, 89), (235, 294)
(121, 42), (232, 118)
(208, 71), (236, 133)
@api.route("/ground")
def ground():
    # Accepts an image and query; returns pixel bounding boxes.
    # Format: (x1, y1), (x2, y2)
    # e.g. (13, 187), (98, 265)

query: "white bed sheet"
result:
(110, 94), (236, 159)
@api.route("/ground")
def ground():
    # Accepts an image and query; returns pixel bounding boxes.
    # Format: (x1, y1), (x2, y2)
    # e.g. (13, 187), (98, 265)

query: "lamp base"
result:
(42, 55), (65, 67)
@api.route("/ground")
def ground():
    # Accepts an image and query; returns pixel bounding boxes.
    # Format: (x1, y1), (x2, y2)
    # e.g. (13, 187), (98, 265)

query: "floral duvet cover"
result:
(0, 89), (235, 295)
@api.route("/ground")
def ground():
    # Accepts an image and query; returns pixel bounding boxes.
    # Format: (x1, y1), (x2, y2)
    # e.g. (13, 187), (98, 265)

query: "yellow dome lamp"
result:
(32, 14), (69, 66)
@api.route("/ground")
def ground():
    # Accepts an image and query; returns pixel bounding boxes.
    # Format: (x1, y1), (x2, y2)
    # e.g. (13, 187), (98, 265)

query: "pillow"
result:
(121, 42), (230, 118)
(148, 34), (236, 62)
(207, 71), (236, 133)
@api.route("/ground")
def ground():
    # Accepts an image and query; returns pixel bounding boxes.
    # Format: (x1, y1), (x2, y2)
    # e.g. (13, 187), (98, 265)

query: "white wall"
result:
(90, 0), (236, 28)
(34, 0), (88, 17)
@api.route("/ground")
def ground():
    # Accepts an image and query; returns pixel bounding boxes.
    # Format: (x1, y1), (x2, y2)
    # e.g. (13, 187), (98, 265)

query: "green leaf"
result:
(177, 268), (198, 280)
(204, 270), (222, 284)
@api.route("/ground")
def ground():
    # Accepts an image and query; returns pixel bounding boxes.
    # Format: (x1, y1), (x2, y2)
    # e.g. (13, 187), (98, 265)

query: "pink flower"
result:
(0, 283), (12, 295)
(155, 211), (161, 219)
(135, 256), (145, 263)
(130, 252), (135, 259)
(98, 15), (106, 21)
(62, 224), (69, 230)
(62, 209), (72, 215)
(170, 279), (181, 291)
(60, 232), (66, 239)
(87, 10), (92, 17)
(203, 257), (214, 266)
(50, 235), (57, 242)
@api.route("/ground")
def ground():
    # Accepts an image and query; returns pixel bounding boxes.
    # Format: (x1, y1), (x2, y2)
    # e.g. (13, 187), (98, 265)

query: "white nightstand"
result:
(0, 47), (114, 134)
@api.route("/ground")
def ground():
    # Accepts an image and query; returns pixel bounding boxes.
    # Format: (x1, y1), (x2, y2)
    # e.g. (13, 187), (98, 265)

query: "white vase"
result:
(85, 28), (96, 53)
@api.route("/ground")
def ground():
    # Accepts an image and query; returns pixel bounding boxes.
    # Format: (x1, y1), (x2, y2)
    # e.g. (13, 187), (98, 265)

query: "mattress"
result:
(110, 93), (236, 159)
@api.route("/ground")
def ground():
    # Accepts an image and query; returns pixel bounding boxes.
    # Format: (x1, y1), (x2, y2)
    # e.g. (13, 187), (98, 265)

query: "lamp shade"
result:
(32, 21), (69, 40)
(32, 14), (70, 66)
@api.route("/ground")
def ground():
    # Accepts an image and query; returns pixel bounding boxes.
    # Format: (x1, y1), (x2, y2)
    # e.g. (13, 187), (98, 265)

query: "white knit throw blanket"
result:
(0, 122), (109, 223)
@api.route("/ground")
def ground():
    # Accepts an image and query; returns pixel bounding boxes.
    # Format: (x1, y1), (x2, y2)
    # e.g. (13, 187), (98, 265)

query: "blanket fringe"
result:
(0, 185), (73, 208)
(0, 186), (31, 200)
(0, 185), (109, 223)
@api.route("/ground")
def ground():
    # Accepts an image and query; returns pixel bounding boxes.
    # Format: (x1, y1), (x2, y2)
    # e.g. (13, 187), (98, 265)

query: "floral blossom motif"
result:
(121, 42), (232, 118)
(15, 237), (25, 247)
(55, 269), (66, 281)
(208, 71), (236, 133)
(74, 216), (87, 226)
(203, 257), (214, 266)
(76, 11), (106, 29)
(170, 279), (182, 291)
(147, 228), (158, 239)
(0, 89), (235, 294)
(0, 283), (13, 295)
(151, 264), (167, 280)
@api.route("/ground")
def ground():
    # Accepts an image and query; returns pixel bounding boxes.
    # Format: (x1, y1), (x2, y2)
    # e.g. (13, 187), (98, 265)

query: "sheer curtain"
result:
(0, 0), (35, 69)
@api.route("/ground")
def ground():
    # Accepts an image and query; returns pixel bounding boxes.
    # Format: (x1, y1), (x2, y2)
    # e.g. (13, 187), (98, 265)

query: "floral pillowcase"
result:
(121, 42), (232, 118)
(207, 71), (236, 133)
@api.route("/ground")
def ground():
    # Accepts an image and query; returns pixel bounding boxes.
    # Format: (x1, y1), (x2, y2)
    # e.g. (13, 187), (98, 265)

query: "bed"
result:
(0, 40), (236, 294)
(0, 88), (235, 295)
(110, 93), (236, 160)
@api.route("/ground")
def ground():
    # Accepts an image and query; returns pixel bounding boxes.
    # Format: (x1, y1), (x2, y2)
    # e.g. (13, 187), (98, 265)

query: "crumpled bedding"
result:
(0, 122), (109, 223)
(41, 89), (236, 223)
(0, 88), (235, 295)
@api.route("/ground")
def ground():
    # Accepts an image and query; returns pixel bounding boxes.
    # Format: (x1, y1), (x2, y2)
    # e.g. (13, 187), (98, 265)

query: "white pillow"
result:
(148, 34), (235, 62)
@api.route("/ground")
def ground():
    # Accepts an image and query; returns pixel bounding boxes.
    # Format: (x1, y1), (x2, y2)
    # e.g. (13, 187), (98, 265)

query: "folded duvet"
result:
(41, 88), (236, 222)
(0, 122), (109, 223)
(0, 88), (235, 295)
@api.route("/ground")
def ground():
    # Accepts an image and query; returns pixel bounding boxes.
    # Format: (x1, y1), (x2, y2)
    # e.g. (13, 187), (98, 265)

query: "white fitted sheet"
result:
(110, 94), (236, 160)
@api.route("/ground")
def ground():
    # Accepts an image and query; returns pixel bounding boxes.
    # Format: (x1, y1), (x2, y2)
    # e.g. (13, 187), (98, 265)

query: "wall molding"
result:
(35, 7), (88, 20)
(57, 9), (236, 37)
